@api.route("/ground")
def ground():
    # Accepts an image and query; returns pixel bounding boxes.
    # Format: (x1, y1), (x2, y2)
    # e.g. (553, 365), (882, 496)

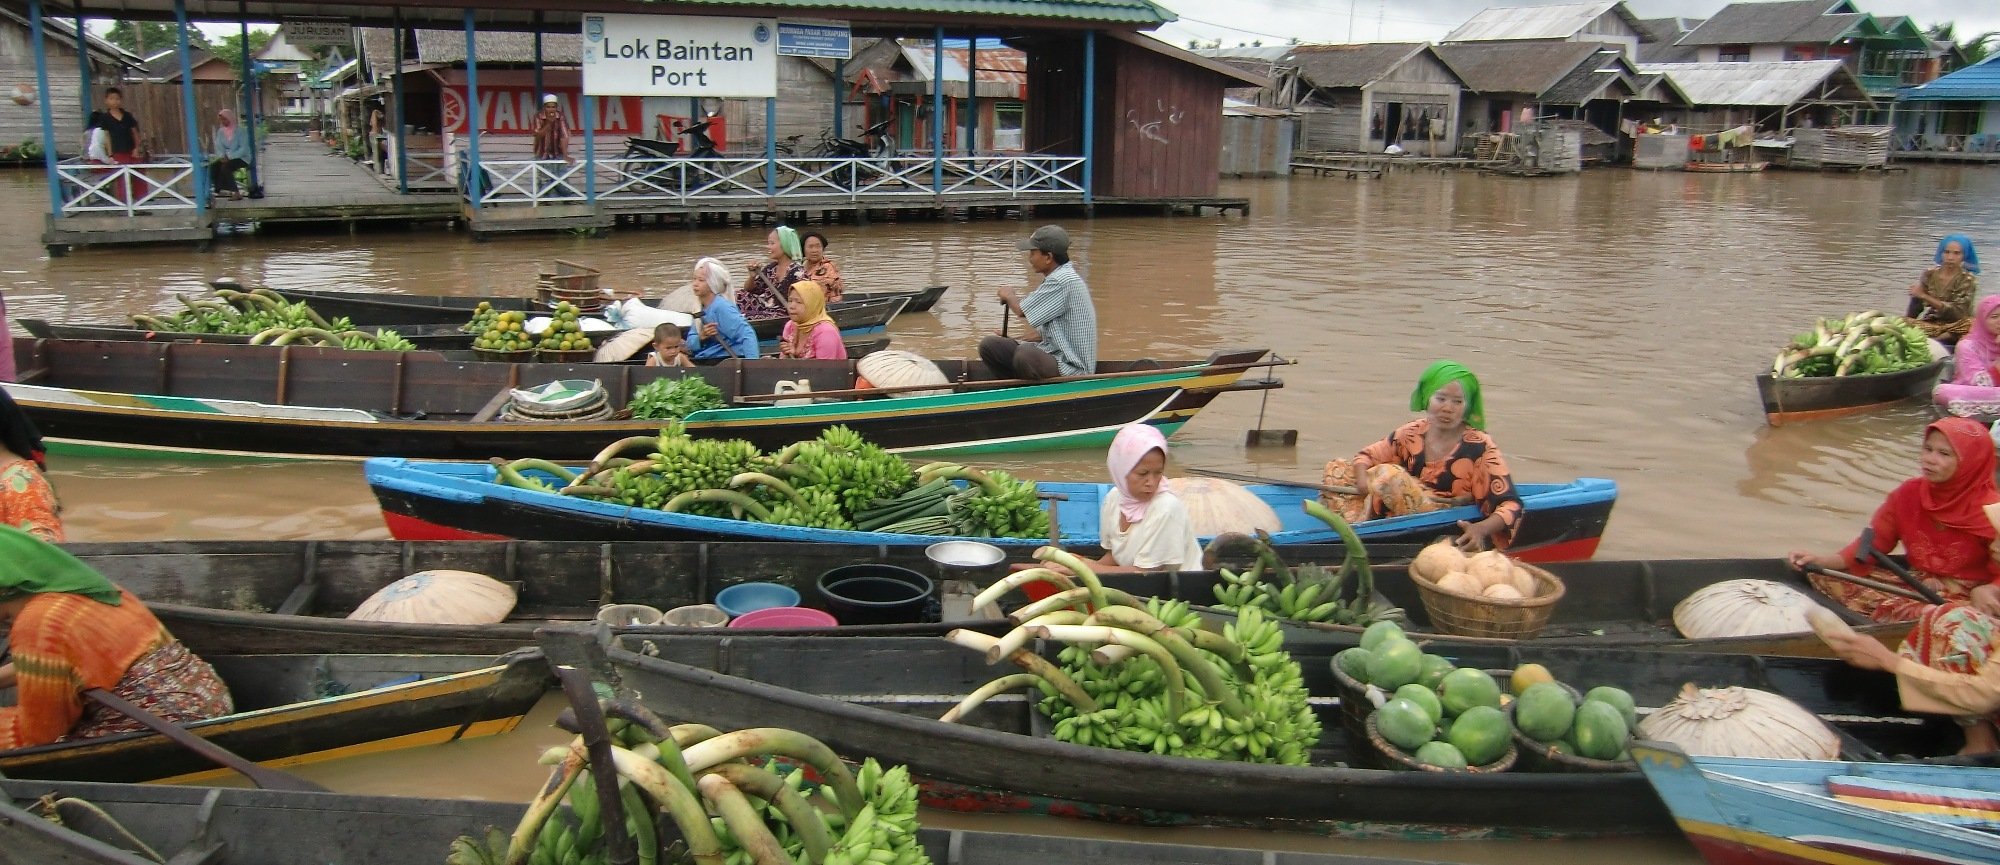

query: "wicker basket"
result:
(1410, 561), (1565, 639)
(536, 348), (596, 364)
(1505, 705), (1635, 773)
(472, 348), (536, 363)
(1363, 713), (1516, 774)
(536, 259), (604, 312)
(1329, 650), (1378, 740)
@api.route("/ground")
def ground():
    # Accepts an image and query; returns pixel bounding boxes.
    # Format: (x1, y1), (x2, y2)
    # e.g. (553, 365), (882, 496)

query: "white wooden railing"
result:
(403, 151), (451, 187)
(53, 156), (201, 217)
(461, 155), (1086, 207)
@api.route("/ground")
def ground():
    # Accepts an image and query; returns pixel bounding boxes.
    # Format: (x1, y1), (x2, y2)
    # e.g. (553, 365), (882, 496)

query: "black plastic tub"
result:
(817, 565), (937, 625)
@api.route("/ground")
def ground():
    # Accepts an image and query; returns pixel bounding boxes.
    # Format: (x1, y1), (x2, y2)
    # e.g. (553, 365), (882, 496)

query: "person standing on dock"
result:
(85, 87), (140, 166)
(981, 225), (1097, 381)
(530, 94), (570, 162)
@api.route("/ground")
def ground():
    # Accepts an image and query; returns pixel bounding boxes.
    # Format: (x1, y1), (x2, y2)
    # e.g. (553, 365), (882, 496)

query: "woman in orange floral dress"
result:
(1320, 361), (1522, 551)
(0, 389), (60, 542)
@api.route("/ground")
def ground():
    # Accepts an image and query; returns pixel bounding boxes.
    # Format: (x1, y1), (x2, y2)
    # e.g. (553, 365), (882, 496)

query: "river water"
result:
(9, 165), (2000, 860)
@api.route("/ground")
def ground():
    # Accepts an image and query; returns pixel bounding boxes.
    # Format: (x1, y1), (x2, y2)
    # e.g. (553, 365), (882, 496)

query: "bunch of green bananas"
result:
(337, 328), (418, 352)
(944, 468), (1047, 539)
(643, 428), (768, 518)
(133, 288), (353, 337)
(779, 426), (914, 516)
(1211, 510), (1404, 627)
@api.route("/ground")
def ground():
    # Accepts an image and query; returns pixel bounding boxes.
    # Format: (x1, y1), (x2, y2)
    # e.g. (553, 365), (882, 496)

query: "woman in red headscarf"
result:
(1789, 417), (2000, 623)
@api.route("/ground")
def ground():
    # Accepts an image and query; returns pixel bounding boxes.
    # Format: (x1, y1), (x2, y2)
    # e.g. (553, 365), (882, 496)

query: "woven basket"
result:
(1505, 705), (1635, 773)
(1363, 713), (1516, 774)
(1328, 650), (1377, 740)
(1410, 561), (1566, 639)
(472, 348), (536, 363)
(536, 348), (596, 364)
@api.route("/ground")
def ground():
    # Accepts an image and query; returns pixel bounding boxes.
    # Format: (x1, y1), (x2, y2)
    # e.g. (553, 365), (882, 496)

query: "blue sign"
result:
(777, 22), (851, 59)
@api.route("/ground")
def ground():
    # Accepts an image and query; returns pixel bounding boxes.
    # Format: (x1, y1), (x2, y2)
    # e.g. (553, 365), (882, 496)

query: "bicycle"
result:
(771, 126), (885, 189)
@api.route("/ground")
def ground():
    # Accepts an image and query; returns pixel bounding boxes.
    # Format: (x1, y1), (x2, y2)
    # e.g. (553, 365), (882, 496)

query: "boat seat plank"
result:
(469, 387), (516, 423)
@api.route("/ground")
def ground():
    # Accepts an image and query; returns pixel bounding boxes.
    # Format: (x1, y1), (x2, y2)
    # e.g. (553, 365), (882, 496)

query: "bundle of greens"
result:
(628, 377), (726, 420)
(1772, 310), (1933, 378)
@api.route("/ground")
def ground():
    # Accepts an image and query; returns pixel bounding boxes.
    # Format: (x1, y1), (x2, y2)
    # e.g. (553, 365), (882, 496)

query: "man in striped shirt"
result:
(981, 225), (1098, 380)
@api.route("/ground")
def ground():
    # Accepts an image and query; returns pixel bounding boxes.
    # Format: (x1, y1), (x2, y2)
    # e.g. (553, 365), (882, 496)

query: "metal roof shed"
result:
(1639, 59), (1872, 127)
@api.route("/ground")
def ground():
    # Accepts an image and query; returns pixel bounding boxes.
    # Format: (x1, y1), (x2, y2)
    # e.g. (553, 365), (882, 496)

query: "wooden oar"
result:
(1185, 467), (1474, 506)
(81, 689), (330, 793)
(1857, 528), (1949, 606)
(1800, 564), (1927, 603)
(553, 665), (638, 865)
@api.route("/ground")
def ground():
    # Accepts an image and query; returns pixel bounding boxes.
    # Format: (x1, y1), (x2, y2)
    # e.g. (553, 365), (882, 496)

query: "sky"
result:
(1150, 0), (2000, 50)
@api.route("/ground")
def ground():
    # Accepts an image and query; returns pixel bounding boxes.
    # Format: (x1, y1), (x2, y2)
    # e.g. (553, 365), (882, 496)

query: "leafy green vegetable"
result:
(629, 376), (725, 420)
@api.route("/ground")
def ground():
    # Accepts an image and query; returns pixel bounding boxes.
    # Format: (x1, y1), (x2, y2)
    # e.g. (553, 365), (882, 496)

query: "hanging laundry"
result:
(1620, 118), (1640, 136)
(1690, 134), (1706, 152)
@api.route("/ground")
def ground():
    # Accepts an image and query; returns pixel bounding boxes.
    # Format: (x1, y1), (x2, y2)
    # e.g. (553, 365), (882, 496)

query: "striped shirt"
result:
(1020, 263), (1098, 377)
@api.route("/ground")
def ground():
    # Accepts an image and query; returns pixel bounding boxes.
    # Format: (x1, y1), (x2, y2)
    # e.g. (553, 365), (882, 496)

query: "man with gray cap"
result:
(981, 225), (1098, 380)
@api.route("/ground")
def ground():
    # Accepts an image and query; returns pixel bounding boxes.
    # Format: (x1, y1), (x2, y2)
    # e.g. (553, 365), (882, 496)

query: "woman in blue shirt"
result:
(686, 257), (759, 361)
(209, 109), (254, 200)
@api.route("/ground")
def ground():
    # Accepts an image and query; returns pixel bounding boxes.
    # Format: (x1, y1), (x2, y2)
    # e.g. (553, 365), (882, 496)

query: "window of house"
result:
(992, 102), (1024, 151)
(1717, 44), (1751, 62)
(1787, 45), (1818, 61)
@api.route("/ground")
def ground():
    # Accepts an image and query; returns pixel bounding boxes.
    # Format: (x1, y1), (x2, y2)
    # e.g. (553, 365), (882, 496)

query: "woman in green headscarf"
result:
(742, 225), (806, 321)
(1320, 361), (1524, 550)
(0, 526), (231, 749)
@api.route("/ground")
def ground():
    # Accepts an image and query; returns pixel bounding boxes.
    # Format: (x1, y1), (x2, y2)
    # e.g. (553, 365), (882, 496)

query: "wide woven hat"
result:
(347, 570), (517, 625)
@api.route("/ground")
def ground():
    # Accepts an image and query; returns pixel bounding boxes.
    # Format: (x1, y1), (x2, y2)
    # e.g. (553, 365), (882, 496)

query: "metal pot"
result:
(924, 541), (1008, 585)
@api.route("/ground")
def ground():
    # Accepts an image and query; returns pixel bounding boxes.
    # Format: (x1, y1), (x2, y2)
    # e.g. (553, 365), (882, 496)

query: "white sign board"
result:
(777, 22), (851, 59)
(581, 14), (777, 98)
(283, 20), (351, 47)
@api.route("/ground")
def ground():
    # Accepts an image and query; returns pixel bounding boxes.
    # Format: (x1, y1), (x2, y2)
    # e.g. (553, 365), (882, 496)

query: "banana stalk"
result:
(586, 437), (661, 477)
(662, 490), (772, 521)
(970, 568), (1078, 613)
(729, 472), (807, 507)
(980, 611), (1088, 664)
(670, 724), (725, 748)
(679, 729), (864, 822)
(1005, 586), (1143, 625)
(1030, 624), (1187, 719)
(946, 629), (1098, 713)
(504, 740), (588, 865)
(1082, 606), (1246, 717)
(939, 673), (1043, 723)
(699, 763), (835, 865)
(1033, 548), (1109, 611)
(606, 747), (723, 865)
(697, 774), (791, 865)
(602, 699), (699, 796)
(505, 459), (579, 486)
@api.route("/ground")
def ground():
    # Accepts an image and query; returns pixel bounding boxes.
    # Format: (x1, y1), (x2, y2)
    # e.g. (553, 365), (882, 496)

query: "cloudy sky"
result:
(1151, 0), (2000, 49)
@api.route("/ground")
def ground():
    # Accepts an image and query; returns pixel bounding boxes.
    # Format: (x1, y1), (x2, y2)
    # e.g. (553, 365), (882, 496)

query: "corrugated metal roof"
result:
(899, 43), (1029, 98)
(1638, 59), (1870, 106)
(1194, 46), (1292, 63)
(1676, 0), (1849, 47)
(1434, 41), (1600, 95)
(1538, 49), (1635, 104)
(1900, 54), (2000, 101)
(1442, 1), (1635, 43)
(1632, 16), (1701, 62)
(1284, 43), (1429, 89)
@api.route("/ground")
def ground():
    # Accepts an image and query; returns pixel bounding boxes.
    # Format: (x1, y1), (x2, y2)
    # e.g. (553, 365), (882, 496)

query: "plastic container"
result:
(660, 604), (728, 628)
(729, 606), (839, 629)
(597, 603), (664, 626)
(816, 564), (936, 625)
(714, 582), (801, 618)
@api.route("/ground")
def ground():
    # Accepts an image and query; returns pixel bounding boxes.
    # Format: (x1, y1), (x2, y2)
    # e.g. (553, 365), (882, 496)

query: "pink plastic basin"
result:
(727, 606), (839, 629)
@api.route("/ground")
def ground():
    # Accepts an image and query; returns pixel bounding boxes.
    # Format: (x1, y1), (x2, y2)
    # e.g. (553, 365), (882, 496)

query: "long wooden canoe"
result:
(0, 650), (550, 784)
(64, 540), (1891, 659)
(7, 339), (1275, 459)
(543, 627), (1950, 839)
(271, 284), (949, 326)
(368, 461), (1617, 562)
(0, 779), (1452, 865)
(1756, 359), (1946, 424)
(18, 294), (906, 353)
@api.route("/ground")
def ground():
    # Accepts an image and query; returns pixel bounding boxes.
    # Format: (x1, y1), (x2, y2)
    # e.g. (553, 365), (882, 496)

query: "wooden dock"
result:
(1289, 151), (1503, 178)
(1889, 151), (2000, 165)
(211, 136), (460, 226)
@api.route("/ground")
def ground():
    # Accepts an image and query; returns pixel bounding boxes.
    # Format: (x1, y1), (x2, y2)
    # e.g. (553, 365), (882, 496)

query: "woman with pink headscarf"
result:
(1934, 294), (2000, 418)
(1083, 424), (1204, 573)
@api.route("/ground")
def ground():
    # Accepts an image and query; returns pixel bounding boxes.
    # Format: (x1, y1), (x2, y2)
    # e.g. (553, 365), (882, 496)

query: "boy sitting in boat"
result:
(645, 324), (692, 368)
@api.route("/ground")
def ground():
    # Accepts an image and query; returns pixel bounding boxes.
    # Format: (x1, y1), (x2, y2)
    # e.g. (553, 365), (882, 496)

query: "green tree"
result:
(101, 20), (206, 57)
(1924, 22), (1997, 67)
(212, 28), (274, 81)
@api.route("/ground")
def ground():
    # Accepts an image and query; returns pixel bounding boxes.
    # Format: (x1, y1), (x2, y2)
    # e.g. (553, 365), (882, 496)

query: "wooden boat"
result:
(0, 779), (1452, 865)
(0, 650), (550, 784)
(271, 284), (949, 326)
(1756, 359), (1947, 424)
(6, 339), (1276, 459)
(1632, 743), (2000, 865)
(68, 540), (1890, 659)
(367, 460), (1618, 562)
(540, 627), (1954, 839)
(1684, 160), (1769, 173)
(17, 294), (907, 353)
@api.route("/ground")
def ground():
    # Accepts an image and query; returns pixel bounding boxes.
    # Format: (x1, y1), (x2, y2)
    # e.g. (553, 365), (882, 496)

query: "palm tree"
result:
(1925, 22), (1997, 67)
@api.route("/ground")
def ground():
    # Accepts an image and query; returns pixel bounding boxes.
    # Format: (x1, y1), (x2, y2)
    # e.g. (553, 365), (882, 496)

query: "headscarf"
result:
(0, 388), (46, 471)
(783, 280), (835, 357)
(774, 226), (803, 262)
(1937, 234), (1981, 275)
(217, 108), (237, 129)
(1949, 295), (2000, 386)
(1107, 423), (1171, 524)
(1915, 417), (1998, 535)
(0, 525), (123, 605)
(1409, 360), (1485, 430)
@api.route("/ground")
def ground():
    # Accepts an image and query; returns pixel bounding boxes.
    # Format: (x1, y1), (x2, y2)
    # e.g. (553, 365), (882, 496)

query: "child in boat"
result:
(645, 324), (692, 368)
(0, 526), (233, 748)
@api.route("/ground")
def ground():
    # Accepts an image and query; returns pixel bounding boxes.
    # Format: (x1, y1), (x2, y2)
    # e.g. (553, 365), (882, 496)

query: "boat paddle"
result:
(1855, 527), (1948, 606)
(1797, 565), (1928, 603)
(552, 665), (639, 865)
(1185, 467), (1474, 506)
(80, 688), (330, 793)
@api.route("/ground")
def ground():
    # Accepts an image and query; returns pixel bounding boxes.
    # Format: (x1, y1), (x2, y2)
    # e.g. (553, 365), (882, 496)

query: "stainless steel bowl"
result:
(924, 540), (1008, 583)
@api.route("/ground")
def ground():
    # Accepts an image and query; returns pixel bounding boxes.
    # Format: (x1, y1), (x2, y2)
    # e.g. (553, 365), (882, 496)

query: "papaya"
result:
(1509, 663), (1555, 696)
(1414, 741), (1468, 770)
(1572, 700), (1631, 761)
(1364, 638), (1424, 690)
(1583, 686), (1638, 730)
(1333, 648), (1373, 684)
(1394, 683), (1443, 725)
(1375, 698), (1435, 752)
(1447, 705), (1510, 766)
(1438, 668), (1502, 717)
(1513, 682), (1577, 743)
(1417, 654), (1457, 690)
(1360, 620), (1405, 652)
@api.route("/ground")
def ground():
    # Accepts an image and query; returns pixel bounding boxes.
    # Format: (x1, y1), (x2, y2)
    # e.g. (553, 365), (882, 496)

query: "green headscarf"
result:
(775, 226), (803, 262)
(1409, 360), (1485, 430)
(0, 525), (123, 605)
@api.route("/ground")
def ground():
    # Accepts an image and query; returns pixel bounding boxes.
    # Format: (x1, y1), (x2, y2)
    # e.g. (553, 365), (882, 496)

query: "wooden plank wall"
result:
(1024, 36), (1085, 157)
(120, 81), (237, 155)
(1101, 40), (1220, 198)
(0, 25), (124, 157)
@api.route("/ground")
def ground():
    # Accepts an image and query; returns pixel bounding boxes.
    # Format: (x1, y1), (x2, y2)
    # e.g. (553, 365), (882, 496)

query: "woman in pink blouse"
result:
(778, 281), (847, 360)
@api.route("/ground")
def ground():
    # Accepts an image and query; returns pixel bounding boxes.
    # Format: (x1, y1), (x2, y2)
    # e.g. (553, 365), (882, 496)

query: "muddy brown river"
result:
(9, 164), (2000, 860)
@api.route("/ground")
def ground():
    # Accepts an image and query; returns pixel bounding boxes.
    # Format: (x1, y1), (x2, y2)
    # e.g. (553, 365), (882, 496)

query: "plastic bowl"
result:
(817, 565), (936, 625)
(596, 603), (664, 626)
(714, 582), (801, 618)
(660, 604), (728, 627)
(728, 606), (839, 629)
